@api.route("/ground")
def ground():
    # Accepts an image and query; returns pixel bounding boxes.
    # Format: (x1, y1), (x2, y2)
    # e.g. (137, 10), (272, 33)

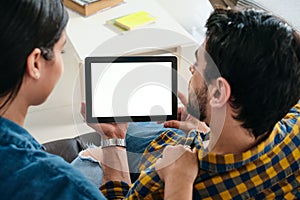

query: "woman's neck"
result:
(1, 96), (28, 126)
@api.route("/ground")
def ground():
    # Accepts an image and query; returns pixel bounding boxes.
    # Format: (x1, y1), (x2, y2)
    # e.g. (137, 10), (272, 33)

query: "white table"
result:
(66, 0), (197, 59)
(25, 0), (200, 143)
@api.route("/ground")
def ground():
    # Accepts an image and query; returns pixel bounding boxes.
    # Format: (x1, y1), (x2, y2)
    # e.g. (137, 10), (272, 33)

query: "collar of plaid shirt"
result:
(101, 100), (300, 200)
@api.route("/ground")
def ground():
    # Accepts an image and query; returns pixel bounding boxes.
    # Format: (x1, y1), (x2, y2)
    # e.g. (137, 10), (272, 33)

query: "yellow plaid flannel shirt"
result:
(100, 100), (300, 199)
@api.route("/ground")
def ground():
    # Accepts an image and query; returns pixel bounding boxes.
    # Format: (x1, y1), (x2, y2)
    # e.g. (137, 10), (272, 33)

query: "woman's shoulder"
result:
(1, 146), (105, 199)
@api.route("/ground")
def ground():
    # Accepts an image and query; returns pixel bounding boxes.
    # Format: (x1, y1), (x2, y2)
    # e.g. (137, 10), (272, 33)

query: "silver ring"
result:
(183, 145), (191, 149)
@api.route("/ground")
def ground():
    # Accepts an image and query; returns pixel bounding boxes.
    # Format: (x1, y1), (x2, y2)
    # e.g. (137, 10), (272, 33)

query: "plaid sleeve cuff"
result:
(100, 181), (130, 199)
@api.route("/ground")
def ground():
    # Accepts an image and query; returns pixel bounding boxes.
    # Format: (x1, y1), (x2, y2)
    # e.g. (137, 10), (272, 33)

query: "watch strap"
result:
(101, 138), (126, 148)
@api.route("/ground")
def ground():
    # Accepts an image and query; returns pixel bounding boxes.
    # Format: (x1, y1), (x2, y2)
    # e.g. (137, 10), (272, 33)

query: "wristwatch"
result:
(101, 138), (126, 148)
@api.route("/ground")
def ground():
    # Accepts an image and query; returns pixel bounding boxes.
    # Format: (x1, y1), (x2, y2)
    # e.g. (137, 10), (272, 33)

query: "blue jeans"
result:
(72, 122), (185, 185)
(126, 122), (185, 174)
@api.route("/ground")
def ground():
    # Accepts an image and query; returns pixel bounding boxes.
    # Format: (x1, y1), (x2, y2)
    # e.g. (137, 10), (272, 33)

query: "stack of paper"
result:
(72, 0), (100, 6)
(64, 0), (123, 16)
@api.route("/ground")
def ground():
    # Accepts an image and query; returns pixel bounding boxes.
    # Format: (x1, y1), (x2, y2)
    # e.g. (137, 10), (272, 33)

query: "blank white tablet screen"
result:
(91, 62), (172, 117)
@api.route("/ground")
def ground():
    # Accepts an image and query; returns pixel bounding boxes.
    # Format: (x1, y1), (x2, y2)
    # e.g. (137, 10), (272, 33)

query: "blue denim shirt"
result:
(0, 117), (106, 199)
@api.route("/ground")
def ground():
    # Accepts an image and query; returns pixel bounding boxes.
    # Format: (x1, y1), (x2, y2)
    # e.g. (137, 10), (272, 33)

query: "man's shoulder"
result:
(191, 101), (300, 199)
(273, 100), (300, 142)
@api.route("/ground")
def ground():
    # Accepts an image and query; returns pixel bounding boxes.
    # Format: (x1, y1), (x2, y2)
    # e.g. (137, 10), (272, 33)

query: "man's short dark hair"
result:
(204, 8), (300, 138)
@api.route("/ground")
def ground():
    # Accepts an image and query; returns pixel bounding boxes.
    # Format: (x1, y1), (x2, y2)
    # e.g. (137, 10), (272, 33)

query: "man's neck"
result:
(208, 118), (257, 154)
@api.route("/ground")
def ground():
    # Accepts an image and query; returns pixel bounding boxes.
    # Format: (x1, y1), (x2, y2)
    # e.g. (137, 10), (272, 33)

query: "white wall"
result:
(155, 0), (213, 43)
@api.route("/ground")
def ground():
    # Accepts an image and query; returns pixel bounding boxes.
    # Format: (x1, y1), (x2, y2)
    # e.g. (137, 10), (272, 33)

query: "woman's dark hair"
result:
(0, 0), (68, 113)
(204, 9), (300, 138)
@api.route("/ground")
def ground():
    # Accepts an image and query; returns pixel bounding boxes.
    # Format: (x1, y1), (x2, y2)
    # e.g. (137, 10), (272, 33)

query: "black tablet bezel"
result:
(85, 56), (177, 123)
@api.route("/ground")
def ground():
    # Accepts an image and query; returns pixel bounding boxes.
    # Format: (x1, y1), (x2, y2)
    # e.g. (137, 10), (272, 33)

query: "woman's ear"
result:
(209, 77), (231, 108)
(26, 48), (42, 80)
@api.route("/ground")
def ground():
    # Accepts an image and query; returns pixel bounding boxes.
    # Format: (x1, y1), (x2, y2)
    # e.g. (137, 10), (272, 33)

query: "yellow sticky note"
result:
(114, 11), (156, 30)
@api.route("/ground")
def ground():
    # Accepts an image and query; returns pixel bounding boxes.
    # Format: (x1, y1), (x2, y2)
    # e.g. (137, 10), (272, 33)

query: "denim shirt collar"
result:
(0, 117), (44, 151)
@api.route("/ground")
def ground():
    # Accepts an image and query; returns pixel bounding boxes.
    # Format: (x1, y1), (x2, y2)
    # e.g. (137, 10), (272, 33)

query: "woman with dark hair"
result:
(0, 1), (199, 199)
(0, 1), (107, 199)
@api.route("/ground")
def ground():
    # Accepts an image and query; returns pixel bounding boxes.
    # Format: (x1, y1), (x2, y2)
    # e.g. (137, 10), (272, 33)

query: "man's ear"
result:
(26, 48), (42, 80)
(209, 77), (231, 108)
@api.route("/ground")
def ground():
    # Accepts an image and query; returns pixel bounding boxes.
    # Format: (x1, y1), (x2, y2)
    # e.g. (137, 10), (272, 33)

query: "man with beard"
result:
(84, 8), (300, 199)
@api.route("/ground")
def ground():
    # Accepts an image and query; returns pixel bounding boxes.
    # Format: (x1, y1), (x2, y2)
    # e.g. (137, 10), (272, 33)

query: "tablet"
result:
(85, 56), (178, 123)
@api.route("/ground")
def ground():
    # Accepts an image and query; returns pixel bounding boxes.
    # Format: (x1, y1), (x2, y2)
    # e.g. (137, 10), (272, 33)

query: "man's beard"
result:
(187, 84), (208, 121)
